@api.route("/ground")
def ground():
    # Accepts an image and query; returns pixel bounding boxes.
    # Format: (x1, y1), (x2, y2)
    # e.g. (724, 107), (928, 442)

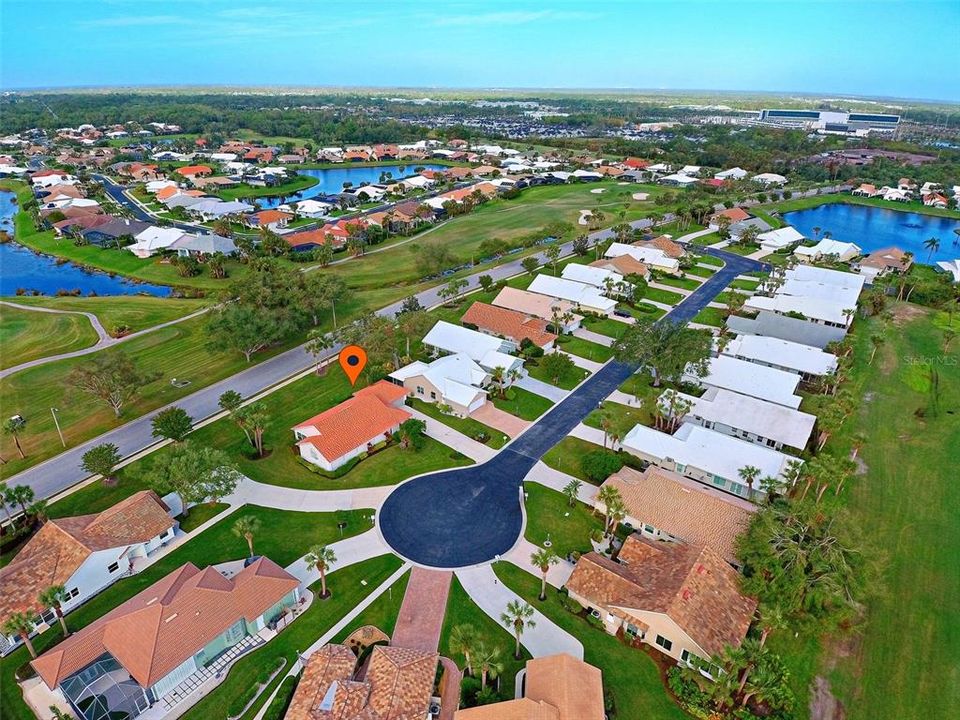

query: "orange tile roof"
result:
(640, 235), (685, 258)
(461, 302), (557, 348)
(623, 157), (649, 169)
(0, 492), (173, 624)
(589, 255), (649, 278)
(293, 381), (410, 463)
(155, 186), (181, 201)
(253, 209), (293, 224)
(286, 643), (438, 720)
(566, 535), (757, 657)
(711, 207), (751, 223)
(455, 699), (560, 720)
(178, 165), (212, 176)
(32, 557), (298, 690)
(600, 467), (754, 564)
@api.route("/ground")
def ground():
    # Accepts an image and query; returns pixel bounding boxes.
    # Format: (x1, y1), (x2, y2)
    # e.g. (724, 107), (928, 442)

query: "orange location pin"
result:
(339, 345), (367, 386)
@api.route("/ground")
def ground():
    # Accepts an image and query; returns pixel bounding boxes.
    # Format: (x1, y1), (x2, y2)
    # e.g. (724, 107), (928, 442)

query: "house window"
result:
(416, 385), (424, 395)
(681, 649), (690, 662)
(712, 476), (726, 488)
(430, 391), (437, 400)
(655, 635), (673, 652)
(107, 562), (120, 573)
(68, 588), (80, 599)
(643, 524), (655, 533)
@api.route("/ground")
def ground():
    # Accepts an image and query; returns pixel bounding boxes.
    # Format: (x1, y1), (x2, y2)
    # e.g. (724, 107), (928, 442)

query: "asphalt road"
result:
(378, 248), (766, 568)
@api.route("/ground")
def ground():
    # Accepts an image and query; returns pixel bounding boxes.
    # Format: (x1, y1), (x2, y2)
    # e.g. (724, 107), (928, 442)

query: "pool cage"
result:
(59, 654), (151, 720)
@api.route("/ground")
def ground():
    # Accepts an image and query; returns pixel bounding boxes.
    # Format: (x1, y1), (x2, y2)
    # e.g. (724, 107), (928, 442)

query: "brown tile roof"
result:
(711, 207), (751, 223)
(253, 209), (294, 225)
(524, 654), (604, 720)
(455, 699), (560, 720)
(600, 467), (754, 564)
(566, 535), (757, 657)
(461, 302), (557, 348)
(859, 246), (913, 272)
(287, 643), (437, 720)
(590, 255), (649, 278)
(293, 381), (410, 463)
(32, 557), (299, 690)
(638, 235), (685, 258)
(0, 492), (173, 623)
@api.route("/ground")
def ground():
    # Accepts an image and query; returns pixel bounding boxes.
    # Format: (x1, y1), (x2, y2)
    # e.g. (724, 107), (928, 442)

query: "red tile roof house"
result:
(30, 558), (300, 719)
(248, 209), (294, 231)
(177, 165), (213, 178)
(461, 301), (558, 350)
(293, 381), (410, 472)
(0, 492), (176, 656)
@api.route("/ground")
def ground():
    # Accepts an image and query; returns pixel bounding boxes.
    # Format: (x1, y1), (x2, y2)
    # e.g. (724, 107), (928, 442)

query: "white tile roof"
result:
(746, 294), (853, 327)
(422, 321), (523, 373)
(722, 334), (838, 376)
(757, 226), (805, 248)
(560, 263), (624, 288)
(685, 355), (802, 408)
(390, 354), (489, 408)
(605, 242), (680, 272)
(528, 275), (617, 312)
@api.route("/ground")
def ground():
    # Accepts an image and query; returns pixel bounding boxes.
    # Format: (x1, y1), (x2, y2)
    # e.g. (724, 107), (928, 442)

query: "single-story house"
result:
(185, 199), (254, 221)
(178, 164), (213, 178)
(708, 207), (751, 228)
(292, 199), (334, 218)
(854, 246), (913, 282)
(597, 466), (755, 566)
(565, 534), (756, 671)
(528, 274), (617, 315)
(757, 226), (805, 252)
(0, 492), (175, 655)
(492, 287), (583, 332)
(454, 654), (605, 720)
(923, 193), (949, 208)
(80, 218), (152, 247)
(248, 209), (294, 231)
(170, 233), (238, 258)
(286, 642), (438, 720)
(638, 234), (686, 259)
(851, 183), (880, 197)
(678, 165), (701, 177)
(589, 254), (650, 280)
(31, 558), (299, 719)
(390, 353), (490, 417)
(663, 386), (816, 453)
(293, 381), (410, 472)
(685, 355), (803, 409)
(621, 422), (802, 500)
(560, 262), (627, 290)
(53, 213), (115, 237)
(752, 173), (787, 186)
(461, 302), (557, 349)
(721, 333), (837, 378)
(714, 167), (748, 181)
(658, 173), (700, 188)
(605, 242), (681, 273)
(422, 321), (524, 375)
(128, 227), (189, 258)
(935, 258), (960, 282)
(794, 239), (862, 263)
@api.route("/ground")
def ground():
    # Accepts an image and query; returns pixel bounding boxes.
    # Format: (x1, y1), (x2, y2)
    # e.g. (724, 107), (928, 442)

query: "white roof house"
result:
(745, 294), (855, 328)
(621, 423), (802, 499)
(491, 287), (583, 332)
(605, 242), (680, 273)
(784, 265), (867, 293)
(722, 334), (838, 377)
(390, 353), (489, 412)
(757, 226), (805, 251)
(936, 259), (960, 282)
(186, 199), (254, 220)
(528, 275), (617, 315)
(658, 173), (700, 187)
(145, 180), (178, 194)
(752, 173), (788, 186)
(685, 355), (803, 408)
(679, 165), (702, 176)
(778, 278), (863, 307)
(794, 239), (862, 263)
(128, 227), (189, 258)
(421, 321), (523, 374)
(399, 175), (434, 191)
(667, 387), (816, 452)
(291, 199), (333, 217)
(560, 263), (625, 289)
(714, 167), (748, 180)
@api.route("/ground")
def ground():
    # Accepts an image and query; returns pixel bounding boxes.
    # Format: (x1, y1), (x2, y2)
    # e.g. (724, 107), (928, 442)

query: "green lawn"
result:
(730, 278), (761, 291)
(582, 315), (630, 339)
(618, 302), (667, 320)
(410, 398), (507, 449)
(494, 563), (689, 720)
(683, 264), (715, 278)
(490, 386), (554, 421)
(525, 357), (590, 390)
(175, 502), (229, 532)
(692, 253), (724, 268)
(0, 507), (378, 720)
(540, 436), (606, 484)
(439, 577), (529, 701)
(643, 287), (684, 305)
(0, 303), (98, 369)
(692, 306), (726, 327)
(583, 399), (652, 440)
(3, 295), (209, 334)
(522, 483), (603, 560)
(330, 569), (410, 644)
(555, 335), (614, 363)
(654, 275), (702, 291)
(215, 175), (319, 201)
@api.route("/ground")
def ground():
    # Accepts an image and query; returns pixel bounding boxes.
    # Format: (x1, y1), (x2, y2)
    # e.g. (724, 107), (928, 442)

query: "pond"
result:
(0, 191), (172, 297)
(256, 163), (450, 209)
(782, 202), (960, 264)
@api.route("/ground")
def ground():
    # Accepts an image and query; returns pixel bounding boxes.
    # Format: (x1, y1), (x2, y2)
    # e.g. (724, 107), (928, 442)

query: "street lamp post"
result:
(51, 407), (65, 447)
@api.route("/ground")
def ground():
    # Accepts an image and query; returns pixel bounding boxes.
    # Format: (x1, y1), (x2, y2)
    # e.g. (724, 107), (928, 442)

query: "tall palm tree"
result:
(756, 604), (787, 649)
(923, 236), (941, 262)
(530, 548), (560, 601)
(738, 465), (762, 499)
(2, 612), (37, 658)
(474, 641), (504, 690)
(739, 658), (785, 709)
(561, 478), (582, 508)
(305, 545), (337, 598)
(595, 484), (623, 532)
(605, 496), (627, 537)
(449, 623), (479, 676)
(500, 600), (536, 659)
(232, 516), (261, 558)
(38, 585), (70, 637)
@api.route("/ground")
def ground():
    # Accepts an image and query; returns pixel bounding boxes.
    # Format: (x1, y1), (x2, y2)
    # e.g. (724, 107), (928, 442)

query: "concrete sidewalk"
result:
(456, 564), (583, 659)
(406, 408), (498, 463)
(555, 349), (604, 372)
(284, 528), (390, 585)
(523, 461), (598, 504)
(504, 537), (575, 588)
(569, 423), (617, 449)
(515, 375), (569, 403)
(227, 477), (392, 512)
(572, 327), (614, 347)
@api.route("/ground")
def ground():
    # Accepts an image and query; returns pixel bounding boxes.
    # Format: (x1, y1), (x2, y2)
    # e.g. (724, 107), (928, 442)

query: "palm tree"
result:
(449, 623), (479, 676)
(738, 465), (762, 499)
(605, 496), (627, 537)
(561, 478), (582, 507)
(304, 545), (337, 598)
(923, 236), (941, 262)
(7, 484), (34, 518)
(232, 516), (261, 558)
(739, 657), (786, 709)
(500, 600), (536, 659)
(596, 484), (623, 532)
(2, 611), (37, 658)
(756, 604), (787, 649)
(38, 585), (70, 637)
(474, 641), (504, 690)
(490, 366), (507, 398)
(530, 548), (560, 600)
(2, 416), (27, 459)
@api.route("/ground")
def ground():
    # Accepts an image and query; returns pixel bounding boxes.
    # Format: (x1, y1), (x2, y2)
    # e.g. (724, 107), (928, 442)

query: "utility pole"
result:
(51, 407), (65, 447)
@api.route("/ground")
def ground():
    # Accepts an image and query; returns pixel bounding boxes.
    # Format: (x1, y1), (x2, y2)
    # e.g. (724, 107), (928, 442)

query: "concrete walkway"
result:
(0, 300), (211, 379)
(572, 327), (614, 347)
(226, 476), (393, 513)
(456, 564), (583, 659)
(504, 537), (575, 588)
(406, 408), (498, 463)
(555, 349), (604, 372)
(390, 568), (453, 652)
(284, 528), (390, 585)
(675, 228), (717, 245)
(569, 423), (617, 449)
(515, 375), (569, 403)
(523, 461), (599, 504)
(649, 280), (692, 296)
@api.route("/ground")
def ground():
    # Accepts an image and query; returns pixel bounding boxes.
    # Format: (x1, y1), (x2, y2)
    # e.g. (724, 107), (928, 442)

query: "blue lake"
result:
(257, 163), (448, 209)
(0, 191), (171, 297)
(782, 203), (960, 264)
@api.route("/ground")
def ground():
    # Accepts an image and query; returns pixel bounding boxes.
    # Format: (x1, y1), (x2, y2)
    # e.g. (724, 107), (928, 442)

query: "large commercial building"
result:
(756, 109), (900, 136)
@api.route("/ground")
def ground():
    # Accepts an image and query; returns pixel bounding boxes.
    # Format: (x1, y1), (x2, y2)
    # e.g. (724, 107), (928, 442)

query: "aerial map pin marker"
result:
(339, 345), (367, 386)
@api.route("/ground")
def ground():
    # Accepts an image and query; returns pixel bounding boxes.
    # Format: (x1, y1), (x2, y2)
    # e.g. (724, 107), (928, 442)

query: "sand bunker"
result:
(632, 192), (649, 201)
(590, 188), (606, 194)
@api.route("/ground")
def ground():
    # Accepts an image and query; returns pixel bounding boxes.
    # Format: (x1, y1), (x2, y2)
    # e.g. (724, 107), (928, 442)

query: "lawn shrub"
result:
(581, 450), (624, 483)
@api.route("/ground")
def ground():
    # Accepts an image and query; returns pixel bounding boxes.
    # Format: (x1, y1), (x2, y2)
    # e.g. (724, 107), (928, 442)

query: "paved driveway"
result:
(470, 403), (530, 438)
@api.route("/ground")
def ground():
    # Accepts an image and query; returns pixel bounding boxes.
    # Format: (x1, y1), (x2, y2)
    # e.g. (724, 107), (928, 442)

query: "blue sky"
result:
(2, 0), (958, 101)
